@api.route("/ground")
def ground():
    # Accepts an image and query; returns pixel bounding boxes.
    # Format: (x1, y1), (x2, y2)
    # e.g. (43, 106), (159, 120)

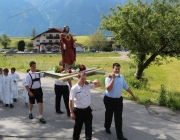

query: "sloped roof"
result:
(31, 28), (63, 40)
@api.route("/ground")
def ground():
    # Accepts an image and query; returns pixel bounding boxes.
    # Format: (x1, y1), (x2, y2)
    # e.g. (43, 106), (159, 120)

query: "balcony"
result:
(46, 36), (53, 39)
(40, 42), (53, 45)
(54, 36), (59, 39)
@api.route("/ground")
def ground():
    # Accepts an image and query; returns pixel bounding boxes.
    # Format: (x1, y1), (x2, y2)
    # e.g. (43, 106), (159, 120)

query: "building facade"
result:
(32, 28), (85, 52)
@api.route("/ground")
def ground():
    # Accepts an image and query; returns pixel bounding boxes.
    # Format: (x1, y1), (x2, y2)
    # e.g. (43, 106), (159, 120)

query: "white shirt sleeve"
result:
(105, 77), (111, 87)
(69, 87), (75, 100)
(25, 74), (30, 87)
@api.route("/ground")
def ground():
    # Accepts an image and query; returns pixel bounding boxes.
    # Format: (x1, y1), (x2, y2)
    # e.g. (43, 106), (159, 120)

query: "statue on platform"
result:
(60, 26), (76, 69)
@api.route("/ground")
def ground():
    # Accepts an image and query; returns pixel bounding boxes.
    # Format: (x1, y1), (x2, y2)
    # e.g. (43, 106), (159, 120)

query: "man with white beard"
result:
(9, 67), (20, 102)
(2, 68), (15, 108)
(0, 68), (3, 102)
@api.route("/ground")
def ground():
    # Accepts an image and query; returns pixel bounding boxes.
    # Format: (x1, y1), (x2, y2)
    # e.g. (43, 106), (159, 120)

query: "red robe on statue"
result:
(60, 33), (76, 66)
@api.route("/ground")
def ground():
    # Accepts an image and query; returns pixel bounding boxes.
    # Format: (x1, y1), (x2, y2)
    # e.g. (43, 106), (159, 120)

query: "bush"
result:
(158, 85), (167, 106)
(166, 92), (180, 110)
(102, 46), (113, 52)
(26, 42), (33, 47)
(18, 40), (25, 51)
(125, 71), (149, 89)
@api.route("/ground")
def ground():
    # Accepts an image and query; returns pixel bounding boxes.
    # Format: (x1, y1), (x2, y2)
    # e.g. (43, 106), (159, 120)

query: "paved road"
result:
(0, 72), (179, 140)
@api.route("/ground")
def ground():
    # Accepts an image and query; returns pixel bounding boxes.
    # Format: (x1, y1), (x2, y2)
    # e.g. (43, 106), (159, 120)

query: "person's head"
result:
(11, 67), (16, 74)
(30, 61), (36, 72)
(63, 26), (69, 33)
(112, 63), (121, 74)
(77, 71), (87, 85)
(3, 68), (9, 76)
(26, 69), (30, 73)
(0, 68), (2, 74)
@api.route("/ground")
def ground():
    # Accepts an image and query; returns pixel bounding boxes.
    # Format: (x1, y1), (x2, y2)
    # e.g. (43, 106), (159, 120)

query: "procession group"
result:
(0, 26), (136, 140)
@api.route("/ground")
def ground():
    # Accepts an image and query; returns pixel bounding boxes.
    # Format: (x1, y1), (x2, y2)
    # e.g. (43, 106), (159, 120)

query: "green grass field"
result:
(0, 43), (180, 110)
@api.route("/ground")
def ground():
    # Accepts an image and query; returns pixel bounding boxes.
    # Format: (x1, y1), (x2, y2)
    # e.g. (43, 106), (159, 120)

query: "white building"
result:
(32, 28), (85, 52)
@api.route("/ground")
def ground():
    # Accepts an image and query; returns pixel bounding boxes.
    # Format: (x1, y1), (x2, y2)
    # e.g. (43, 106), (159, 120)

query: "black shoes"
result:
(5, 104), (9, 107)
(56, 110), (63, 114)
(10, 104), (14, 108)
(105, 129), (111, 134)
(29, 114), (33, 119)
(117, 135), (128, 140)
(29, 114), (46, 124)
(39, 118), (46, 124)
(13, 99), (17, 102)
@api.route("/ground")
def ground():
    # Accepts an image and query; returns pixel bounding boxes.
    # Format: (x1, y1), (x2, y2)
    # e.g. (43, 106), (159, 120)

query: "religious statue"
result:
(60, 26), (76, 69)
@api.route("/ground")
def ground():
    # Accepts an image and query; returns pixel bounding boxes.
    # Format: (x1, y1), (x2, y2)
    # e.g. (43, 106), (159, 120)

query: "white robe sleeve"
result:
(14, 73), (20, 82)
(10, 77), (15, 91)
(0, 77), (2, 93)
(22, 77), (26, 86)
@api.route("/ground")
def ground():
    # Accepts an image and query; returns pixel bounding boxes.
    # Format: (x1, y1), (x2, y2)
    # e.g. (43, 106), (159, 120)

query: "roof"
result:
(31, 28), (63, 40)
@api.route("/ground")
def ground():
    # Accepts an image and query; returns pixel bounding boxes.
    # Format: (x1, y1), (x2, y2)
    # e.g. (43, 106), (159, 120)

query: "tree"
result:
(101, 0), (180, 79)
(31, 28), (36, 38)
(18, 40), (25, 51)
(88, 30), (108, 51)
(0, 34), (11, 48)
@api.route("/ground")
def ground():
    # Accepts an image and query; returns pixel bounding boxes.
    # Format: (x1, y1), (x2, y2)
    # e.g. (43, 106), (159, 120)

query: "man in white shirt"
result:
(10, 67), (20, 102)
(69, 71), (101, 140)
(54, 60), (72, 116)
(25, 61), (46, 124)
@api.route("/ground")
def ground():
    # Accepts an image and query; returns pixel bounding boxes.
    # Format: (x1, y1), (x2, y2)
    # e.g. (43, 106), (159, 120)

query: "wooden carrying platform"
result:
(42, 68), (104, 81)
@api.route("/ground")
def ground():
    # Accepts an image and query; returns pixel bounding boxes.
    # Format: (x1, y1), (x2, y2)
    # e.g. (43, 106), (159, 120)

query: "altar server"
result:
(22, 69), (30, 105)
(9, 67), (20, 102)
(2, 68), (15, 108)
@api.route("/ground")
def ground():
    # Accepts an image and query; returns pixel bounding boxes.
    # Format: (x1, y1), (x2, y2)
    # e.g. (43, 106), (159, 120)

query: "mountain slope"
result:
(0, 0), (130, 36)
(0, 0), (49, 37)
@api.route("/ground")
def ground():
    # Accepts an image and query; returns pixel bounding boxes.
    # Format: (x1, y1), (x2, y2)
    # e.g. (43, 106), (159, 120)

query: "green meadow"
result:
(0, 36), (180, 110)
(0, 52), (180, 110)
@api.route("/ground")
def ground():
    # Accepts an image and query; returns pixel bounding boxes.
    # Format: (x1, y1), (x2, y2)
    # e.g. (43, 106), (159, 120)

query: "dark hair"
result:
(77, 71), (86, 78)
(26, 69), (30, 73)
(11, 67), (16, 71)
(3, 68), (9, 73)
(30, 61), (36, 67)
(62, 26), (69, 33)
(113, 63), (120, 68)
(0, 68), (2, 71)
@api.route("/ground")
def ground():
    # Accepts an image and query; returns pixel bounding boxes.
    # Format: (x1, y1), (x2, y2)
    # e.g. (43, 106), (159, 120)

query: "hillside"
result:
(0, 0), (128, 37)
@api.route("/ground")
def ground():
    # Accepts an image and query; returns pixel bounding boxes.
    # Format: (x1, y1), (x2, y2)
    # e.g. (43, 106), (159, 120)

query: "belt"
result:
(75, 106), (90, 110)
(55, 84), (68, 87)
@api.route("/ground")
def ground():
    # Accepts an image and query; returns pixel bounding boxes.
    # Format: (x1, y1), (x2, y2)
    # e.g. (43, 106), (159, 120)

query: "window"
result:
(49, 40), (52, 43)
(36, 40), (40, 42)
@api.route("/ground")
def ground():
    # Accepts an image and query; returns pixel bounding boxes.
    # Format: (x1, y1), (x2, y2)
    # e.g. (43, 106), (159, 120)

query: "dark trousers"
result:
(73, 106), (93, 140)
(103, 96), (123, 138)
(54, 85), (70, 115)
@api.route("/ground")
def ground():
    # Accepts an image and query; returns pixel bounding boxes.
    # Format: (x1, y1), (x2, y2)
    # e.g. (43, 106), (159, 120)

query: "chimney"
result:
(48, 27), (53, 30)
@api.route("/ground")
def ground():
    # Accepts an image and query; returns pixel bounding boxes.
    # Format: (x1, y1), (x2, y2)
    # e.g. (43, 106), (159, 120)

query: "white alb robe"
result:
(9, 73), (20, 99)
(2, 75), (15, 104)
(22, 76), (29, 103)
(0, 74), (3, 101)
